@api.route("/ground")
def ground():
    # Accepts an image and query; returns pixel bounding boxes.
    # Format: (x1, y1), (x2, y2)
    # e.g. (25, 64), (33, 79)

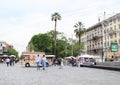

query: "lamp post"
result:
(101, 20), (116, 62)
(71, 34), (73, 56)
(101, 22), (104, 62)
(101, 20), (107, 62)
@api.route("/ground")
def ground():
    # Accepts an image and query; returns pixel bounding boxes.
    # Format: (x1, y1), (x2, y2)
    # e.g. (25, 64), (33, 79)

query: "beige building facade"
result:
(81, 13), (120, 61)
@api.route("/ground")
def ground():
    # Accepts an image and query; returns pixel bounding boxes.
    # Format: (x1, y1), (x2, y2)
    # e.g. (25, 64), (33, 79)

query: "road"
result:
(0, 63), (120, 85)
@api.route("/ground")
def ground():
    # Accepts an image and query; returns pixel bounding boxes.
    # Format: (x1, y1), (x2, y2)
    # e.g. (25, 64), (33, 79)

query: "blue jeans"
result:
(36, 62), (40, 70)
(42, 62), (46, 70)
(6, 62), (9, 66)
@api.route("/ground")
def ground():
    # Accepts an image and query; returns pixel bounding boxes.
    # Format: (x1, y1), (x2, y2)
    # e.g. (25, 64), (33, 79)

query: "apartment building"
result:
(0, 41), (13, 55)
(103, 13), (120, 61)
(81, 13), (120, 61)
(86, 23), (103, 57)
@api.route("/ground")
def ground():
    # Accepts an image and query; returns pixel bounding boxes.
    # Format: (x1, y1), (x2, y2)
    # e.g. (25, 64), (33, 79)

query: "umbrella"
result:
(2, 55), (8, 57)
(66, 56), (76, 59)
(10, 55), (16, 57)
(78, 54), (94, 58)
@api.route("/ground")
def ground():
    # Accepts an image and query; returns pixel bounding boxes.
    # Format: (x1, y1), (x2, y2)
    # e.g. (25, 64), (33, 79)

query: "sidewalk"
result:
(80, 62), (120, 71)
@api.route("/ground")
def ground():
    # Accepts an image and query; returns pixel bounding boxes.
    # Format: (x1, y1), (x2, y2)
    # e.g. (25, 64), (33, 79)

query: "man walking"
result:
(35, 55), (41, 70)
(42, 55), (47, 70)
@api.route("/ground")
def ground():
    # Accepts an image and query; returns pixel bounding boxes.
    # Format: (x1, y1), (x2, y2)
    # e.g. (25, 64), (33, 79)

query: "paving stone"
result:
(0, 63), (120, 85)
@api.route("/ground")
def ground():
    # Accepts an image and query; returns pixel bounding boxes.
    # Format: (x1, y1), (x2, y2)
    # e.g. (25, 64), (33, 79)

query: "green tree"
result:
(7, 48), (18, 58)
(27, 41), (34, 52)
(56, 38), (70, 57)
(47, 30), (63, 55)
(74, 21), (86, 55)
(51, 12), (61, 57)
(28, 30), (85, 57)
(30, 33), (52, 53)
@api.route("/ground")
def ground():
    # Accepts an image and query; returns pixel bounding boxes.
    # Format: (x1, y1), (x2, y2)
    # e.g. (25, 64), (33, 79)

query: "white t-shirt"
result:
(6, 58), (10, 63)
(42, 57), (47, 63)
(35, 56), (41, 63)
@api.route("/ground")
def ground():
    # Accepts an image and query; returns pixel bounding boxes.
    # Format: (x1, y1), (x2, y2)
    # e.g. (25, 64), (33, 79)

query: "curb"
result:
(80, 64), (120, 71)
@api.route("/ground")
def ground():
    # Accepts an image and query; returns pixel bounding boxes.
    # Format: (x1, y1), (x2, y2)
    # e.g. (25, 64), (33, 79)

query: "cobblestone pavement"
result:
(0, 63), (120, 85)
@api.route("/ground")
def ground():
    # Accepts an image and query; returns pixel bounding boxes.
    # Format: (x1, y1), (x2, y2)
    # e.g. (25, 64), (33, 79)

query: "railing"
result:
(109, 30), (116, 36)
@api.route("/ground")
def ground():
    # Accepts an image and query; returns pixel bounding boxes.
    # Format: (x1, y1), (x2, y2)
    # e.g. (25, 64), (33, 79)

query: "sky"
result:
(0, 0), (120, 55)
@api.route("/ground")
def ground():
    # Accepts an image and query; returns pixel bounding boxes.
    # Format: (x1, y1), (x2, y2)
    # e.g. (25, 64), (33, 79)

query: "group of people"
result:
(36, 55), (64, 70)
(35, 55), (47, 70)
(4, 57), (15, 66)
(53, 57), (64, 69)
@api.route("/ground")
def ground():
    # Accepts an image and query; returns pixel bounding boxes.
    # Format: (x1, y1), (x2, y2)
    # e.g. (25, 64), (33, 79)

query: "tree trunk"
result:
(54, 20), (57, 57)
(79, 35), (81, 55)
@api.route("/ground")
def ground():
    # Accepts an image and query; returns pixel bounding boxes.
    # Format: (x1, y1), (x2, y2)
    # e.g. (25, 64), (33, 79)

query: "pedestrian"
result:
(77, 60), (81, 67)
(1, 58), (4, 64)
(12, 58), (15, 66)
(35, 55), (41, 70)
(42, 55), (47, 70)
(10, 58), (12, 66)
(59, 58), (64, 69)
(10, 58), (15, 66)
(6, 57), (10, 67)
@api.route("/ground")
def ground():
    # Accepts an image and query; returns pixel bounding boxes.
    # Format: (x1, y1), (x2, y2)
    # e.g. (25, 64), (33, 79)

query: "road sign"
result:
(110, 43), (118, 52)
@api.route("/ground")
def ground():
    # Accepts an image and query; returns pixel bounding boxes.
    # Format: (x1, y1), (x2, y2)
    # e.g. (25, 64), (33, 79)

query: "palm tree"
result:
(51, 12), (61, 57)
(74, 21), (85, 55)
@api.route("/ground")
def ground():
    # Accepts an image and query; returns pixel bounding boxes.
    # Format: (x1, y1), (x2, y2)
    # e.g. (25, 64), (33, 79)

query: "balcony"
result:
(93, 45), (102, 50)
(109, 30), (116, 36)
(93, 34), (103, 41)
(93, 36), (98, 40)
(87, 37), (93, 41)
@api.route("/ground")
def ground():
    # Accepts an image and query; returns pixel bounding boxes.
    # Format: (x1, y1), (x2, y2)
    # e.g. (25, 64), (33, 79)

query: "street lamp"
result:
(101, 22), (105, 62)
(101, 20), (108, 62)
(71, 34), (74, 56)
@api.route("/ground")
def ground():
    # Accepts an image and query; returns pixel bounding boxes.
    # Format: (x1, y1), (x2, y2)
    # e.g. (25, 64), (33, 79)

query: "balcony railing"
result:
(109, 30), (116, 36)
(92, 36), (99, 40)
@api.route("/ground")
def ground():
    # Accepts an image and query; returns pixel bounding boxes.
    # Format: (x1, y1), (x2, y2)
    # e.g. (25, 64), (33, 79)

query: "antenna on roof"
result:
(104, 11), (106, 20)
(98, 16), (100, 22)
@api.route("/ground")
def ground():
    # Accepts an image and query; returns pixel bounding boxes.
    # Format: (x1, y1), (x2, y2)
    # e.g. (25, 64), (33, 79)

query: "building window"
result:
(114, 40), (117, 43)
(119, 39), (120, 44)
(114, 33), (117, 37)
(119, 24), (120, 29)
(118, 16), (120, 22)
(104, 30), (106, 33)
(114, 25), (116, 30)
(110, 35), (113, 39)
(113, 18), (116, 23)
(104, 42), (106, 47)
(109, 19), (112, 25)
(105, 37), (106, 40)
(107, 29), (109, 32)
(107, 42), (109, 46)
(110, 27), (112, 31)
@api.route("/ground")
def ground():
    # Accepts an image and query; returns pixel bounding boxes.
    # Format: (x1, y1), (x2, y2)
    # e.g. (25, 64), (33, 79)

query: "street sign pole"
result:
(102, 51), (104, 62)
